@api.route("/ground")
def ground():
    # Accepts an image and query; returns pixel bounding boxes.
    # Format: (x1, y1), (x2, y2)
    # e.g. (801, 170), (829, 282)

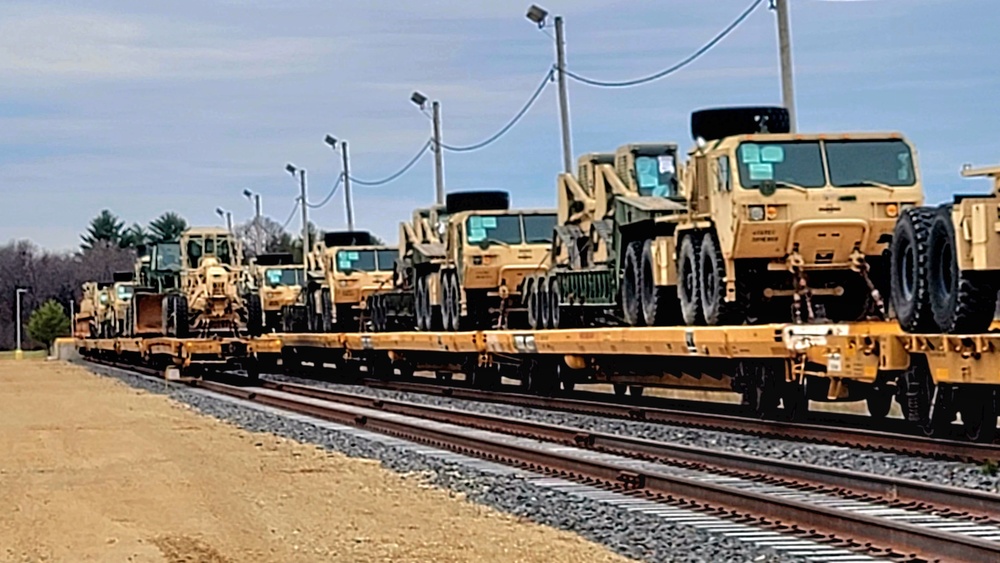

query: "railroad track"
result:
(83, 358), (1000, 561)
(195, 377), (1000, 562)
(348, 376), (1000, 464)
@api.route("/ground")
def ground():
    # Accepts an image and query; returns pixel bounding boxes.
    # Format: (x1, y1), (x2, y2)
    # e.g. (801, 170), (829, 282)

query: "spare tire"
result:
(890, 207), (936, 333)
(927, 206), (997, 333)
(690, 106), (790, 141)
(445, 191), (510, 214)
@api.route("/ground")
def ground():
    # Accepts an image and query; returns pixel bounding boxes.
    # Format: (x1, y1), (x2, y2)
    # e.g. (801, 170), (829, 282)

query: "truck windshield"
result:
(336, 250), (377, 272)
(523, 214), (556, 244)
(466, 215), (521, 245)
(156, 244), (181, 271)
(826, 140), (916, 187)
(264, 268), (302, 286)
(187, 238), (203, 268)
(376, 250), (397, 272)
(116, 285), (134, 300)
(737, 142), (826, 189)
(635, 154), (677, 197)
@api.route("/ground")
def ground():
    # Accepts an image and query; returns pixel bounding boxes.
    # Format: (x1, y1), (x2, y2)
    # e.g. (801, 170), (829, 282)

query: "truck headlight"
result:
(748, 205), (765, 221)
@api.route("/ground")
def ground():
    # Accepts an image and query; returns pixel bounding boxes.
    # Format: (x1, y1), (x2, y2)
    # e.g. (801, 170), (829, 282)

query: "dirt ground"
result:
(0, 360), (632, 563)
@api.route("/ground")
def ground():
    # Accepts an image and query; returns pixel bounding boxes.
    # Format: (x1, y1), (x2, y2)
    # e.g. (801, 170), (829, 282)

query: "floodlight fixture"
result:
(526, 4), (548, 27)
(410, 91), (428, 108)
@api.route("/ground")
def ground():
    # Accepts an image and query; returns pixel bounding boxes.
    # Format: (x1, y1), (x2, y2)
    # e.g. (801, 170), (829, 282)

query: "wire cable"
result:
(564, 0), (765, 88)
(307, 173), (343, 208)
(441, 67), (555, 153)
(279, 199), (300, 230)
(348, 140), (433, 186)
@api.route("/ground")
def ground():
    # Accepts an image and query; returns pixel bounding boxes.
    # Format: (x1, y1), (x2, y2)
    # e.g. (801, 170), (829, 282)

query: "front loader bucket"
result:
(133, 292), (165, 336)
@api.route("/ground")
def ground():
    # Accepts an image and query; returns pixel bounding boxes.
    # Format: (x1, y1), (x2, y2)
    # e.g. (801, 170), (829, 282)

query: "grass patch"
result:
(0, 350), (48, 360)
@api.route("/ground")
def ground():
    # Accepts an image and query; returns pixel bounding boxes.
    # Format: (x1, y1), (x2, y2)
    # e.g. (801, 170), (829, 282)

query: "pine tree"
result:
(148, 212), (188, 243)
(80, 210), (124, 250)
(27, 300), (70, 351)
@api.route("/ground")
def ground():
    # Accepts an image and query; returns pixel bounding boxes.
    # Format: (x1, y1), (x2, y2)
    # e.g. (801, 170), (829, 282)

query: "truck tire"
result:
(891, 207), (936, 333)
(927, 206), (997, 334)
(445, 191), (510, 214)
(548, 275), (563, 329)
(162, 295), (175, 336)
(621, 241), (644, 326)
(321, 289), (333, 333)
(640, 239), (679, 326)
(526, 277), (540, 330)
(538, 276), (551, 329)
(690, 106), (790, 141)
(699, 232), (743, 326)
(173, 295), (189, 338)
(246, 293), (263, 336)
(415, 274), (429, 331)
(678, 233), (704, 326)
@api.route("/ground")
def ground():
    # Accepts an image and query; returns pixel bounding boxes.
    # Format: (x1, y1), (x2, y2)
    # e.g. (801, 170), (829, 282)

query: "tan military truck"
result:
(309, 231), (396, 332)
(532, 106), (925, 328)
(133, 227), (247, 337)
(101, 271), (135, 337)
(523, 143), (686, 329)
(891, 163), (1000, 334)
(74, 281), (104, 338)
(244, 252), (303, 335)
(369, 192), (556, 331)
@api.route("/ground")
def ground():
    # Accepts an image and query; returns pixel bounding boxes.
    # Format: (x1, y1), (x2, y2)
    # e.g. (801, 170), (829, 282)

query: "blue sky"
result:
(1, 0), (998, 250)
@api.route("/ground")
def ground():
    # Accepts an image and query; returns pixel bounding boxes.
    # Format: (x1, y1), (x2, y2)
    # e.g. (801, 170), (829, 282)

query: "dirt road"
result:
(0, 360), (631, 563)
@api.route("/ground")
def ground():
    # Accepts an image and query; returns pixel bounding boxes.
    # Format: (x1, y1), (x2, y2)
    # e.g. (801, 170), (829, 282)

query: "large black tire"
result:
(621, 241), (644, 326)
(321, 289), (333, 333)
(699, 232), (743, 326)
(173, 295), (189, 338)
(526, 277), (540, 330)
(891, 207), (937, 333)
(641, 239), (679, 326)
(444, 271), (462, 331)
(927, 206), (997, 334)
(690, 106), (790, 141)
(440, 272), (455, 331)
(538, 276), (551, 329)
(246, 293), (263, 336)
(548, 275), (563, 329)
(678, 233), (704, 326)
(415, 274), (429, 331)
(445, 191), (510, 214)
(162, 295), (175, 337)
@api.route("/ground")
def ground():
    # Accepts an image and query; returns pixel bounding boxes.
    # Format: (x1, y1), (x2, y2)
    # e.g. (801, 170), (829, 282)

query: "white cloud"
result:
(0, 6), (335, 82)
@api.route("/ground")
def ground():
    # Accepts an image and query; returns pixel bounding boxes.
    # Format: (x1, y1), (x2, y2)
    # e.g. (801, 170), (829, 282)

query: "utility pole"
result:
(431, 100), (445, 205)
(253, 194), (263, 255)
(774, 0), (797, 132)
(298, 170), (309, 271)
(69, 299), (75, 339)
(554, 15), (573, 173)
(340, 142), (355, 231)
(15, 288), (26, 360)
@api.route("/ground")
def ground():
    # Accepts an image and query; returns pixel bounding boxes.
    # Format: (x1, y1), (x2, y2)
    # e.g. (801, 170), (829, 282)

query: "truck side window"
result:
(716, 156), (731, 192)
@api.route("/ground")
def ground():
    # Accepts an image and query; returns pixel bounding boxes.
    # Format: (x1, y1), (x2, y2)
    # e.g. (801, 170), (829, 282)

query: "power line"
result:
(279, 198), (299, 230)
(348, 140), (433, 186)
(564, 0), (765, 88)
(307, 173), (343, 208)
(441, 67), (555, 153)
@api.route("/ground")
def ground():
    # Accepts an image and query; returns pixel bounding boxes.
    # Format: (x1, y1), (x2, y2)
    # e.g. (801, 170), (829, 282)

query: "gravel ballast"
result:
(265, 372), (1000, 493)
(83, 362), (819, 563)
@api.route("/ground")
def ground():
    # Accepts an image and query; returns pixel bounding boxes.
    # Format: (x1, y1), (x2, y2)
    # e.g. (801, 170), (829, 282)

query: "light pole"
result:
(285, 163), (309, 271)
(242, 189), (263, 256)
(526, 4), (573, 173)
(15, 288), (27, 360)
(410, 91), (445, 205)
(773, 0), (797, 132)
(215, 207), (233, 233)
(325, 135), (355, 231)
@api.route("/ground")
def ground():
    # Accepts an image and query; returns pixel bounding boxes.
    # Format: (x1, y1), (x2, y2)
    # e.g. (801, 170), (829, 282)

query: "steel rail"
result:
(192, 378), (1000, 563)
(357, 377), (1000, 463)
(262, 380), (1000, 520)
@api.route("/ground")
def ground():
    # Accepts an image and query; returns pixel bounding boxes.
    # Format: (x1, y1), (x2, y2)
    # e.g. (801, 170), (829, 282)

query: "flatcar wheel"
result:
(613, 383), (627, 397)
(865, 387), (893, 420)
(628, 385), (644, 398)
(958, 387), (998, 443)
(738, 360), (780, 419)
